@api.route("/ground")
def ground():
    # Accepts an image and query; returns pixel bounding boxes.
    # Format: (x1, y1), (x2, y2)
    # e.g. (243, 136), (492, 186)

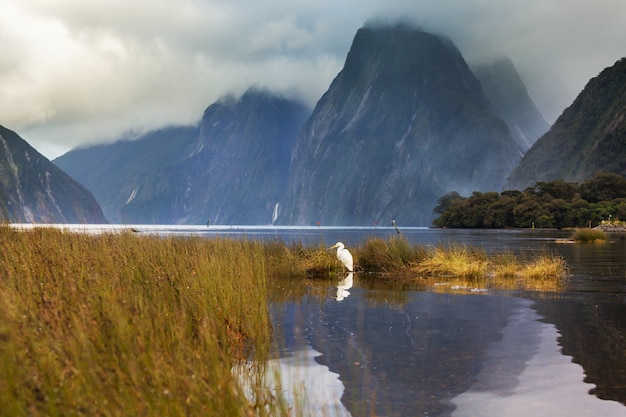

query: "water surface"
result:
(264, 227), (626, 416)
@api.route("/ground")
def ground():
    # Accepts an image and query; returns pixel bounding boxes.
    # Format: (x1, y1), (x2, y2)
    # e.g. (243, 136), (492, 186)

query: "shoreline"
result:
(594, 224), (626, 232)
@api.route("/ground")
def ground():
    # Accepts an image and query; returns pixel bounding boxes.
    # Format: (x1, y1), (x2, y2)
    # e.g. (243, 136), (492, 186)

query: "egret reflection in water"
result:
(335, 272), (354, 301)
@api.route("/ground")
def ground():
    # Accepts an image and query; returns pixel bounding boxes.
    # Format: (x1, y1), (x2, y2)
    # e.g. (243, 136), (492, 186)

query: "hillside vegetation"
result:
(507, 57), (626, 189)
(434, 173), (626, 228)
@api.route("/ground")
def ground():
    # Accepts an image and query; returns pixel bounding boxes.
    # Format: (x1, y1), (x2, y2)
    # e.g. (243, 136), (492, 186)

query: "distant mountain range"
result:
(0, 125), (106, 223)
(507, 57), (626, 190)
(55, 89), (310, 224)
(13, 22), (622, 226)
(54, 23), (548, 226)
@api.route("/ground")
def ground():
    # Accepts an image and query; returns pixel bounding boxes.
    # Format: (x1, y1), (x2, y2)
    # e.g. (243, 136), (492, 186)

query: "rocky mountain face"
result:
(0, 125), (106, 223)
(473, 57), (549, 152)
(55, 125), (200, 222)
(55, 89), (310, 224)
(507, 57), (626, 190)
(279, 24), (522, 226)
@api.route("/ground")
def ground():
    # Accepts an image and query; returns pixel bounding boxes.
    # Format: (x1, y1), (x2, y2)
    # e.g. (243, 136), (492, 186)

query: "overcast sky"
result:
(2, 0), (625, 159)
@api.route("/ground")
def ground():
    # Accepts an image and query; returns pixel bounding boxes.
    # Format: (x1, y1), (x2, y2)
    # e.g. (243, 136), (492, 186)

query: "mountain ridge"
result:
(280, 23), (522, 226)
(507, 57), (626, 190)
(473, 57), (549, 152)
(51, 24), (556, 226)
(55, 88), (311, 224)
(0, 124), (106, 223)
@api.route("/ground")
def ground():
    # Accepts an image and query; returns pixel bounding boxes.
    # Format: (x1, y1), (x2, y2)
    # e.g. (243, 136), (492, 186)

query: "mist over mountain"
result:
(473, 57), (549, 152)
(507, 57), (626, 190)
(280, 23), (521, 226)
(0, 125), (106, 223)
(56, 89), (310, 224)
(52, 23), (553, 227)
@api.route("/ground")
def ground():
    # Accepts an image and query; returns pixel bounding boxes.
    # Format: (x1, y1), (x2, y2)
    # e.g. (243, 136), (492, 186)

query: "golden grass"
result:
(352, 239), (568, 292)
(519, 254), (569, 280)
(415, 244), (488, 280)
(0, 227), (571, 415)
(0, 226), (287, 417)
(570, 228), (608, 242)
(356, 236), (427, 273)
(420, 249), (569, 292)
(264, 240), (336, 278)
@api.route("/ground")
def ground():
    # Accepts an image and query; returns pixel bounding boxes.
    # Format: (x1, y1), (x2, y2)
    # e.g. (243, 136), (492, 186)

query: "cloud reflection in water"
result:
(452, 303), (624, 416)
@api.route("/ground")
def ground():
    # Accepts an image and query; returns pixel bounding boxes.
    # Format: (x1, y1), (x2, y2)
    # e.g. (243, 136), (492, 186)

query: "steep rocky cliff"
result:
(473, 57), (549, 152)
(507, 57), (626, 190)
(0, 125), (106, 223)
(56, 89), (310, 224)
(55, 125), (200, 222)
(280, 24), (521, 226)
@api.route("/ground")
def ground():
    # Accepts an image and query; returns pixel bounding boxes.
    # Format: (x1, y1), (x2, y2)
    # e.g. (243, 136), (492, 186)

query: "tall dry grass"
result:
(0, 226), (285, 417)
(415, 243), (488, 280)
(570, 228), (607, 242)
(355, 236), (427, 273)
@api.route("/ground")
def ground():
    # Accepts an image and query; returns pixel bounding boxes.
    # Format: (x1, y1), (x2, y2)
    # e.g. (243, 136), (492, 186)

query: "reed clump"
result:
(356, 236), (427, 273)
(415, 243), (489, 280)
(0, 226), (287, 417)
(351, 238), (568, 291)
(570, 228), (607, 242)
(264, 240), (336, 278)
(519, 254), (569, 281)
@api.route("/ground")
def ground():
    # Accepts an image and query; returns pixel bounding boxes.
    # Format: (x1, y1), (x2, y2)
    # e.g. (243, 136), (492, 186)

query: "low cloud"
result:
(1, 0), (624, 158)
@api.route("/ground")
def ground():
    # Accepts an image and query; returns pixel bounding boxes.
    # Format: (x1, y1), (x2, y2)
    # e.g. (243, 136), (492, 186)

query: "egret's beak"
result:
(329, 243), (338, 249)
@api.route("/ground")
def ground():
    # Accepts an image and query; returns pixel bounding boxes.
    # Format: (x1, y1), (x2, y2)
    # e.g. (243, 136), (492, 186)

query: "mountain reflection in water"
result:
(271, 286), (626, 416)
(451, 302), (625, 417)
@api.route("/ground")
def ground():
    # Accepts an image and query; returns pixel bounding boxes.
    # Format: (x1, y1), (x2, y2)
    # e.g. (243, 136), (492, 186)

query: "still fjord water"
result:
(254, 227), (626, 416)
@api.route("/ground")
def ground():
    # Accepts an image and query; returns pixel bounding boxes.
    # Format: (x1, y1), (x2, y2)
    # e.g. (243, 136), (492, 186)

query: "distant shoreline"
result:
(594, 224), (626, 232)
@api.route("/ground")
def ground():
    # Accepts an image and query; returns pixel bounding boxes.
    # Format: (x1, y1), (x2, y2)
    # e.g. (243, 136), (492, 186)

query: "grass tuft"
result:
(570, 228), (607, 242)
(356, 236), (427, 273)
(519, 254), (569, 280)
(415, 244), (488, 280)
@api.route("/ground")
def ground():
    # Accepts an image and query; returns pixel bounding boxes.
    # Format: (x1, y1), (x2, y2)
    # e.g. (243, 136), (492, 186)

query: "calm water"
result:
(260, 227), (626, 416)
(16, 224), (626, 415)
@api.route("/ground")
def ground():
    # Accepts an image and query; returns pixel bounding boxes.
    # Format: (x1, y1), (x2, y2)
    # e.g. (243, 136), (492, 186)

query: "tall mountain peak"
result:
(473, 57), (549, 152)
(55, 88), (310, 224)
(280, 24), (521, 225)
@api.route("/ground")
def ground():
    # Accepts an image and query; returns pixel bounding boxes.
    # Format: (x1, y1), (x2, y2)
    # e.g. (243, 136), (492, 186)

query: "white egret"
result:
(329, 242), (354, 272)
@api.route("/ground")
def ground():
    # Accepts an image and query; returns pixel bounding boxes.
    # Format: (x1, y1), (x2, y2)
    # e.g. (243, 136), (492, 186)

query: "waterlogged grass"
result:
(272, 237), (568, 291)
(354, 238), (566, 291)
(416, 244), (488, 280)
(0, 226), (285, 417)
(357, 236), (427, 273)
(0, 227), (571, 415)
(570, 227), (608, 242)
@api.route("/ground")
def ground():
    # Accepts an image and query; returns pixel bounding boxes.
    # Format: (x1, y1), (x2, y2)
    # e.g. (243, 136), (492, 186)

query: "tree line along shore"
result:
(433, 173), (626, 229)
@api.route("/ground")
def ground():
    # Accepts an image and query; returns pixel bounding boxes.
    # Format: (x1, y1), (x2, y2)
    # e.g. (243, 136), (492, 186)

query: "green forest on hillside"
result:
(433, 173), (626, 228)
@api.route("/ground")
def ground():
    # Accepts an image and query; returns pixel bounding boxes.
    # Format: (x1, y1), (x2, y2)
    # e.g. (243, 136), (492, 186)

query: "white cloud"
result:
(1, 0), (625, 158)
